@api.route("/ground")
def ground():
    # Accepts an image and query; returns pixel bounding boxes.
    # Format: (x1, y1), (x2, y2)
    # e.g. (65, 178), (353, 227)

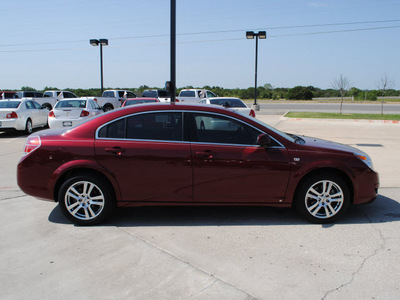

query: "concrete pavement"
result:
(1, 114), (400, 300)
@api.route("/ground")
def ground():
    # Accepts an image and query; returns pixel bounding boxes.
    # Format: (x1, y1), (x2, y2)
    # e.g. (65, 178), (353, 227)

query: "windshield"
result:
(0, 101), (21, 108)
(55, 100), (87, 109)
(251, 117), (296, 143)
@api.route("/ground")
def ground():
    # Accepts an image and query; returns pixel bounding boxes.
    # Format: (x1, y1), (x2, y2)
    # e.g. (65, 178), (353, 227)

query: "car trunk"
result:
(54, 108), (83, 120)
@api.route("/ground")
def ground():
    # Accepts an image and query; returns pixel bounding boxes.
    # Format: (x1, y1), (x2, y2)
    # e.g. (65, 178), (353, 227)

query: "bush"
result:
(287, 86), (313, 100)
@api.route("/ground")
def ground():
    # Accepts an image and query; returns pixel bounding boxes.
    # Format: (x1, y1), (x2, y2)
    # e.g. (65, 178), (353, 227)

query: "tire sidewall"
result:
(25, 119), (33, 134)
(295, 173), (350, 223)
(58, 174), (114, 226)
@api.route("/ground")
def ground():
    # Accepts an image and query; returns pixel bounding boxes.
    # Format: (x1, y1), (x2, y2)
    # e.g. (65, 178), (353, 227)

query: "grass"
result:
(285, 112), (400, 121)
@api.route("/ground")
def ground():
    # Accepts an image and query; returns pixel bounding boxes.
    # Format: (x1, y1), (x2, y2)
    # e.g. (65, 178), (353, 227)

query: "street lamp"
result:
(90, 39), (108, 95)
(246, 31), (266, 111)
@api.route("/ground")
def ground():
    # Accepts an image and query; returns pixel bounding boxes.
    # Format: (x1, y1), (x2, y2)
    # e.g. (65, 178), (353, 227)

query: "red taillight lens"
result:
(80, 110), (90, 117)
(48, 111), (55, 118)
(93, 98), (97, 102)
(249, 109), (256, 118)
(175, 99), (180, 102)
(6, 111), (18, 118)
(23, 136), (41, 155)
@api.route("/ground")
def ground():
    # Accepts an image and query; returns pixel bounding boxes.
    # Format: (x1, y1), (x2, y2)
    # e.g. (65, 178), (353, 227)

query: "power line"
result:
(0, 23), (399, 53)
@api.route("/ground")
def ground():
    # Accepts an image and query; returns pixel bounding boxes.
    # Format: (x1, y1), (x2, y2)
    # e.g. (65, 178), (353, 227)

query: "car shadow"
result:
(48, 194), (400, 227)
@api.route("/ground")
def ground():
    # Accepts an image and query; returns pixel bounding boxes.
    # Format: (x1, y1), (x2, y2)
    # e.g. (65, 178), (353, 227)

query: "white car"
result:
(48, 98), (103, 129)
(199, 97), (256, 117)
(0, 99), (48, 134)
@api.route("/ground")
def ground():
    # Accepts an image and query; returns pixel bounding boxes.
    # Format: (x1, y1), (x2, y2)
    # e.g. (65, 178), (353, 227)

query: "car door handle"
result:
(195, 150), (215, 159)
(105, 147), (125, 156)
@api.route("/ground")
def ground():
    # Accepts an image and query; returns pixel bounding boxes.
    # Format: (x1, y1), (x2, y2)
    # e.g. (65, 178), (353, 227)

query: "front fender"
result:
(285, 159), (356, 204)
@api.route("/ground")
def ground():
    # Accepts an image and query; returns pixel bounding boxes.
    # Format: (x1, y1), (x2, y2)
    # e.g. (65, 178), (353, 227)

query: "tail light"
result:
(175, 99), (180, 102)
(48, 111), (55, 118)
(23, 136), (41, 155)
(80, 110), (90, 117)
(249, 109), (256, 118)
(6, 111), (18, 118)
(93, 98), (97, 102)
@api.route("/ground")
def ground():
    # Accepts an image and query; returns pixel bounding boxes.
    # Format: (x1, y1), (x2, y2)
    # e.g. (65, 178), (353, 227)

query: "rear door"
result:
(95, 111), (192, 203)
(189, 112), (291, 203)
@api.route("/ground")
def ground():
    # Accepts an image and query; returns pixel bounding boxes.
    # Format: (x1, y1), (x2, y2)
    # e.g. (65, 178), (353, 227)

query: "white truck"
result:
(88, 90), (137, 111)
(176, 89), (217, 103)
(29, 90), (79, 110)
(142, 89), (171, 102)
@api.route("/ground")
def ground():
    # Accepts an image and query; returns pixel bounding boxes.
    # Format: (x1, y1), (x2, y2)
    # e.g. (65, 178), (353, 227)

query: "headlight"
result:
(354, 152), (374, 170)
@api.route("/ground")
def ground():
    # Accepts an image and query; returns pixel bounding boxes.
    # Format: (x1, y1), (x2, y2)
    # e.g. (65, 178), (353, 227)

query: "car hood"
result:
(300, 136), (363, 154)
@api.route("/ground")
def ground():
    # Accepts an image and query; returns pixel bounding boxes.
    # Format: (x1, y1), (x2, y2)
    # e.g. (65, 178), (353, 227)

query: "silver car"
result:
(0, 99), (48, 134)
(48, 99), (103, 129)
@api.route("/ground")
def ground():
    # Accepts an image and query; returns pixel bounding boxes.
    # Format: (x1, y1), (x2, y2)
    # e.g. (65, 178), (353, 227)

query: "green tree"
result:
(21, 86), (37, 91)
(287, 86), (313, 100)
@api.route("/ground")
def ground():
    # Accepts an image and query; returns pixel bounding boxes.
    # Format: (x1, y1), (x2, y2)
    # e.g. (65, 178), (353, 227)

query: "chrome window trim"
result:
(95, 109), (285, 148)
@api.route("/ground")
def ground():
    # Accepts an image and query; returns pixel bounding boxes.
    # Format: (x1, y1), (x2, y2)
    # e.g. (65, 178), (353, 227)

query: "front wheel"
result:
(58, 174), (114, 225)
(295, 173), (350, 223)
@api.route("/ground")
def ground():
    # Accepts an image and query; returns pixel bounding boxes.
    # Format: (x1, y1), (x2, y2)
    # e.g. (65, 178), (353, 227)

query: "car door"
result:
(31, 101), (48, 126)
(95, 111), (193, 203)
(189, 112), (291, 203)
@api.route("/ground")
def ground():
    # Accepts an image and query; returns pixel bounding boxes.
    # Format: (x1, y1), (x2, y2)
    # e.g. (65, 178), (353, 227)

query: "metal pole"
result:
(254, 35), (258, 106)
(100, 43), (104, 95)
(170, 0), (176, 103)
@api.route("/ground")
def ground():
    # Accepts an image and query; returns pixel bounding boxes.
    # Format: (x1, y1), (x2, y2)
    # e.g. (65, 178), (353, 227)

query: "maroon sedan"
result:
(17, 103), (379, 225)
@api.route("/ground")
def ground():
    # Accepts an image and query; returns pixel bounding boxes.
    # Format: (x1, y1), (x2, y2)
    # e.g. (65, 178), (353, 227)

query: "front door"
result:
(189, 112), (290, 203)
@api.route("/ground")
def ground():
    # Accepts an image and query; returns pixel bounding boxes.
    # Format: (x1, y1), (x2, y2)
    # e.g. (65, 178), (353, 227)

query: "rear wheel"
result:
(58, 174), (114, 225)
(25, 119), (33, 134)
(103, 104), (113, 112)
(295, 173), (350, 223)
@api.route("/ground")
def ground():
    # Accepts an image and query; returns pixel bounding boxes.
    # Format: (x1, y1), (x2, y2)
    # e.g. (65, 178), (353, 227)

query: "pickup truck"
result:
(0, 91), (19, 99)
(88, 90), (137, 111)
(16, 91), (44, 98)
(142, 89), (171, 102)
(176, 89), (217, 103)
(32, 90), (79, 110)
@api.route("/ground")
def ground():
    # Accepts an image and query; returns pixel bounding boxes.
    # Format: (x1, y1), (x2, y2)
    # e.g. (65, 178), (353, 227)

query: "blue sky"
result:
(1, 0), (399, 90)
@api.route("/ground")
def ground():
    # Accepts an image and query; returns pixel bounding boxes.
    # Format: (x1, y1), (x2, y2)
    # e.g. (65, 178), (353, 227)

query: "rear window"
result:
(125, 99), (158, 106)
(55, 100), (87, 108)
(210, 98), (246, 108)
(142, 91), (157, 97)
(179, 91), (196, 97)
(0, 101), (21, 108)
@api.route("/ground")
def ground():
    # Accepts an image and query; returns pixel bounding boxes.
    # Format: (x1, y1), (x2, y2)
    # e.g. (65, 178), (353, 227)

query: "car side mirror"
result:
(257, 133), (271, 147)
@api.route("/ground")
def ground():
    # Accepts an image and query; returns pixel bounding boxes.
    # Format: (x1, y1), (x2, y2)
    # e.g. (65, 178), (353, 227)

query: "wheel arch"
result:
(292, 167), (354, 206)
(53, 167), (119, 203)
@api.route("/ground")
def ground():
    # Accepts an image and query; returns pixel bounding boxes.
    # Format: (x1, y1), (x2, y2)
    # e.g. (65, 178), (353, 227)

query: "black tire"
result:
(42, 103), (52, 110)
(58, 174), (115, 226)
(103, 105), (113, 112)
(295, 173), (350, 223)
(25, 119), (33, 135)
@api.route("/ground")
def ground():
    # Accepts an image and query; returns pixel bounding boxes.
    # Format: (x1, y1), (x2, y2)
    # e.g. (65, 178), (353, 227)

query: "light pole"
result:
(246, 31), (266, 111)
(90, 39), (108, 95)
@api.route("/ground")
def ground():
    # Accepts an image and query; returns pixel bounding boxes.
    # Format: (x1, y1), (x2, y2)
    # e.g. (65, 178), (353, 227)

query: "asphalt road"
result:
(252, 101), (400, 115)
